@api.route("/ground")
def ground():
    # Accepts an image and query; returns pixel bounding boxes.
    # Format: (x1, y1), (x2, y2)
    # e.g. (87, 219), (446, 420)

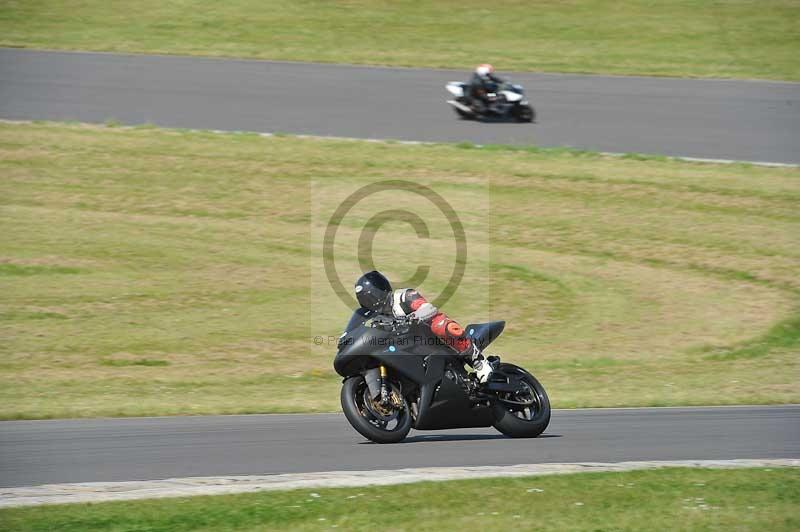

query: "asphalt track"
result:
(1, 48), (799, 164)
(1, 406), (798, 488)
(1, 51), (799, 491)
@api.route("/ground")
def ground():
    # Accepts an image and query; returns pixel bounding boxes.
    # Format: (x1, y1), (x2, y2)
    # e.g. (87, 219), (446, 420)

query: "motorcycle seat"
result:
(464, 321), (506, 350)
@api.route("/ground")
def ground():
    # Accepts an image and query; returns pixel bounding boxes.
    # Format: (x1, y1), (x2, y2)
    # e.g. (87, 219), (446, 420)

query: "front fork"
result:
(363, 365), (396, 407)
(379, 364), (391, 405)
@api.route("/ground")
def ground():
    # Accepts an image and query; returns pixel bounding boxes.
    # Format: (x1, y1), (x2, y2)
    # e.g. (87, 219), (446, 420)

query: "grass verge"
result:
(1, 468), (798, 531)
(1, 1), (799, 80)
(1, 121), (799, 419)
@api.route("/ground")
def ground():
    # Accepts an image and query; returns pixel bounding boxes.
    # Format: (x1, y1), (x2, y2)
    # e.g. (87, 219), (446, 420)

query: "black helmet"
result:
(355, 271), (392, 311)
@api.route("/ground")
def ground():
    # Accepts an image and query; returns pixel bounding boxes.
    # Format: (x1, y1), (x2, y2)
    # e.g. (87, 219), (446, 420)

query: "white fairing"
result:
(446, 82), (465, 97)
(501, 90), (523, 102)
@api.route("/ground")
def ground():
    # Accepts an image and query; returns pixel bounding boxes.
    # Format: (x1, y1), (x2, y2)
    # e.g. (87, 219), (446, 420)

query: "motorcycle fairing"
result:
(445, 82), (466, 97)
(335, 321), (443, 383)
(500, 90), (522, 102)
(333, 312), (502, 430)
(343, 307), (373, 333)
(414, 356), (495, 430)
(465, 321), (505, 350)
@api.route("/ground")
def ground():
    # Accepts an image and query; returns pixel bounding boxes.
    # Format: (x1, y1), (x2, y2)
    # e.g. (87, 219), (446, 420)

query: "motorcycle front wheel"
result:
(491, 363), (550, 438)
(340, 375), (412, 444)
(513, 104), (535, 123)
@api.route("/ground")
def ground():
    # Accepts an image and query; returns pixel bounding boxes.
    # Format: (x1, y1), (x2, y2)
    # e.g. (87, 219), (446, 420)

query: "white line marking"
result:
(1, 459), (797, 508)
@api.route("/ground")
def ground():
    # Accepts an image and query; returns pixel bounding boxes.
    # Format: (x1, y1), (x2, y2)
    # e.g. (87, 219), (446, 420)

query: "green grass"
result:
(1, 121), (799, 419)
(1, 468), (798, 531)
(703, 314), (800, 361)
(0, 263), (81, 276)
(1, 1), (799, 80)
(99, 358), (171, 367)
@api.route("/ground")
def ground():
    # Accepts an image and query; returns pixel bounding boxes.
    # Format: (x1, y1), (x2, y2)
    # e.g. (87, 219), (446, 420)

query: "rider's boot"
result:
(470, 351), (500, 384)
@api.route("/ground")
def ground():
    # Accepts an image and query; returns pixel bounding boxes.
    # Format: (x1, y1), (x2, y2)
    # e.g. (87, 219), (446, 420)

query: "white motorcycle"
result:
(446, 81), (535, 122)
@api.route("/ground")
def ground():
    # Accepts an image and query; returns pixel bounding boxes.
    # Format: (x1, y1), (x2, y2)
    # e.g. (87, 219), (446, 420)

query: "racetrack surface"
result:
(1, 48), (799, 164)
(1, 406), (798, 489)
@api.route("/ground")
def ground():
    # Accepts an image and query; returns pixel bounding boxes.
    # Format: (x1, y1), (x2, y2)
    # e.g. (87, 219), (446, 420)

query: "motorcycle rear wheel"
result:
(491, 363), (550, 438)
(454, 97), (475, 119)
(454, 108), (474, 119)
(341, 375), (412, 444)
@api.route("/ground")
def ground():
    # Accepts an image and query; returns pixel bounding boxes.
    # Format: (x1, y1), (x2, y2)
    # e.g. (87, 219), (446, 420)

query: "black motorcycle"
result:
(334, 308), (550, 443)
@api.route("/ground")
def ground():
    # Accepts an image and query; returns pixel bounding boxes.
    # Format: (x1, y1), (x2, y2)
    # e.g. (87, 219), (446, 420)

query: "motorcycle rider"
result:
(354, 270), (497, 383)
(466, 63), (505, 114)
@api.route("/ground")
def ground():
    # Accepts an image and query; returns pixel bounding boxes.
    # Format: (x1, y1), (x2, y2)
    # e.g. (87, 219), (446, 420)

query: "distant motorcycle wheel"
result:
(491, 363), (550, 438)
(513, 104), (535, 123)
(341, 375), (412, 444)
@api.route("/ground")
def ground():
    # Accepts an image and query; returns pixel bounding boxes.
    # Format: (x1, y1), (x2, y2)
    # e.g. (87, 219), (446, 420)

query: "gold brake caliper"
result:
(372, 365), (402, 415)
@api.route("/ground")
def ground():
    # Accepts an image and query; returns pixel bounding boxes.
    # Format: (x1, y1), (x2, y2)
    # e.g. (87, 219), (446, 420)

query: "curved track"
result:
(1, 50), (798, 490)
(1, 406), (798, 488)
(1, 48), (799, 163)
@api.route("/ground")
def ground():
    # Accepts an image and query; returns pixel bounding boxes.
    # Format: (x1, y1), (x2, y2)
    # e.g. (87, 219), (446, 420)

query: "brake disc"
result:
(362, 386), (402, 422)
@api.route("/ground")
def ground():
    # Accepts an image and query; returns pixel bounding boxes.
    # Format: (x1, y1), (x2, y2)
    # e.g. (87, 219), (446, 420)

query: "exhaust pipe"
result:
(447, 100), (474, 114)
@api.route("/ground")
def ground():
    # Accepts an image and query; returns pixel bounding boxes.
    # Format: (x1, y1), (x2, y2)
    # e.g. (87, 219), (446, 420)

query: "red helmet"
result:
(475, 64), (495, 76)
